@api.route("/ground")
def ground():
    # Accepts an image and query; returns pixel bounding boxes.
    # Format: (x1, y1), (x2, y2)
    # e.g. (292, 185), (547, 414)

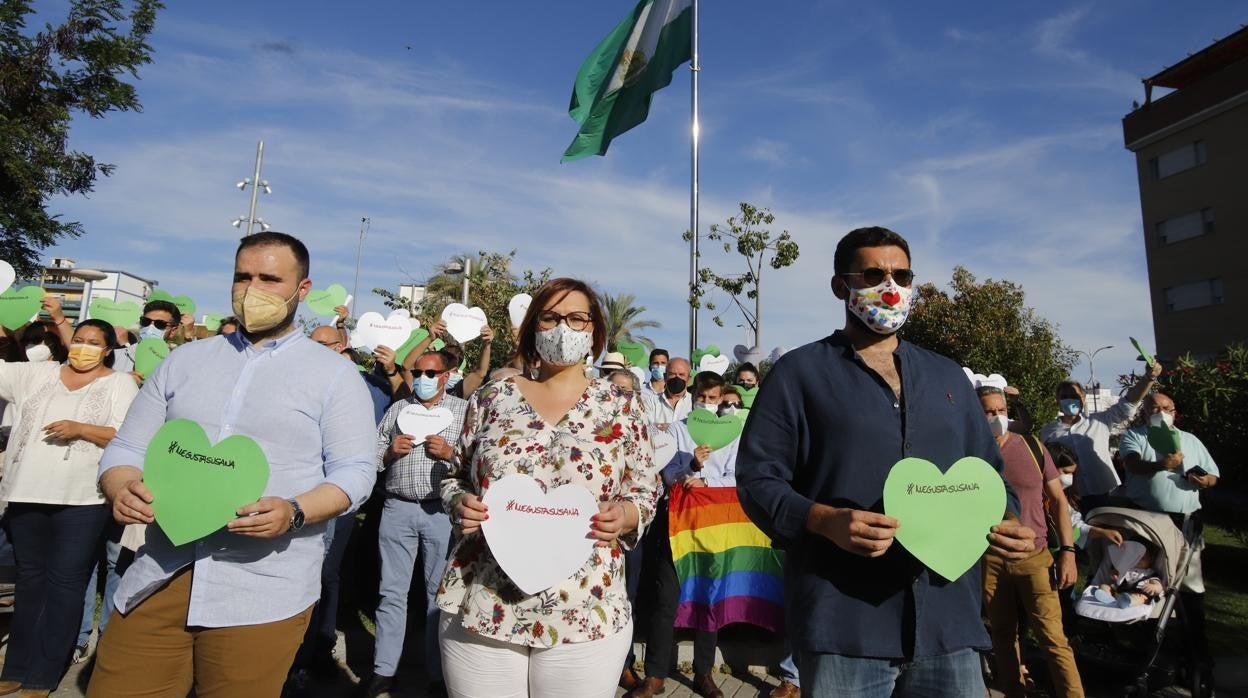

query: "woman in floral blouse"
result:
(436, 278), (661, 698)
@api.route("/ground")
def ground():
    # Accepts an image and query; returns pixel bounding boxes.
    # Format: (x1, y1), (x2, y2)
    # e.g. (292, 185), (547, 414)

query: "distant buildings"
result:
(39, 257), (157, 322)
(1122, 26), (1248, 360)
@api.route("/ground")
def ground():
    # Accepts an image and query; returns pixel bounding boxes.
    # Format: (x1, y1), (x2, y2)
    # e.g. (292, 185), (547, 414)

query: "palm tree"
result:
(602, 292), (661, 350)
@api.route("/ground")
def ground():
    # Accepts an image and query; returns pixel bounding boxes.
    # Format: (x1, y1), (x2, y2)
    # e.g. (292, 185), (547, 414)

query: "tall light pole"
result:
(232, 140), (272, 235)
(1076, 344), (1114, 413)
(444, 257), (472, 304)
(351, 217), (370, 318)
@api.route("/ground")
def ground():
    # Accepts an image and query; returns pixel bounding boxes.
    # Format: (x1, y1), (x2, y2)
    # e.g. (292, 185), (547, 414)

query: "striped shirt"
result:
(376, 393), (469, 501)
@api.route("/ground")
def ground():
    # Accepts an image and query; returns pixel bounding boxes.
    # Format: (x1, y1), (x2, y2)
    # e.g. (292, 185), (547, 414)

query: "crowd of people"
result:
(0, 227), (1222, 698)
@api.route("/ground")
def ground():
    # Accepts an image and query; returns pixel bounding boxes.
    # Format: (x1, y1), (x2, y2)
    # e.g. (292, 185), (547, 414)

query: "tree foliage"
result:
(602, 292), (660, 350)
(1, 0), (162, 278)
(373, 250), (550, 372)
(684, 202), (799, 349)
(900, 267), (1077, 427)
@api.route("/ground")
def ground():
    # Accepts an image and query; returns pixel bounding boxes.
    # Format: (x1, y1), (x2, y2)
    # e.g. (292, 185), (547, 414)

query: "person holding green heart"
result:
(735, 227), (1036, 698)
(87, 232), (379, 698)
(1120, 392), (1220, 684)
(0, 318), (138, 696)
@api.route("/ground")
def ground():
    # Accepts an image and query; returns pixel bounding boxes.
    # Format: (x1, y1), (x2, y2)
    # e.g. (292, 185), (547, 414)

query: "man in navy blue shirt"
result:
(736, 227), (1035, 697)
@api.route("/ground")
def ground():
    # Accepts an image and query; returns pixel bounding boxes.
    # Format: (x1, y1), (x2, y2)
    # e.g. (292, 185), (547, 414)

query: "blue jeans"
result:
(77, 522), (123, 647)
(2, 503), (110, 690)
(779, 649), (800, 686)
(800, 648), (983, 698)
(373, 497), (451, 681)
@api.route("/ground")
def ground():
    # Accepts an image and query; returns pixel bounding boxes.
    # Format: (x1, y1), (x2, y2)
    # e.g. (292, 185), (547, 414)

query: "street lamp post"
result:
(232, 140), (272, 235)
(444, 257), (472, 305)
(1076, 344), (1115, 413)
(351, 217), (370, 318)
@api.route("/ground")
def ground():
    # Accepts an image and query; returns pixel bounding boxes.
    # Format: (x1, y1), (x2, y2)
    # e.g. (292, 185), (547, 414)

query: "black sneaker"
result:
(282, 668), (310, 698)
(357, 674), (395, 698)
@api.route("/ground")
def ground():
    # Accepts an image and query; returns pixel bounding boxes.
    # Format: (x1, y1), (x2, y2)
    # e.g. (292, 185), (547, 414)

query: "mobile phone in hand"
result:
(1187, 466), (1208, 478)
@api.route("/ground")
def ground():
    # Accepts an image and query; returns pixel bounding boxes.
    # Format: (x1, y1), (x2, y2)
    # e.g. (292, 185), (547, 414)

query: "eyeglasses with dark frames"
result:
(536, 311), (593, 332)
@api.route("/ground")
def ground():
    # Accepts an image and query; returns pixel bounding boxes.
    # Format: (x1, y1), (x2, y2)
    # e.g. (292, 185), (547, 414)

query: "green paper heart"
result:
(738, 386), (759, 409)
(88, 298), (142, 328)
(686, 409), (743, 451)
(616, 341), (649, 370)
(202, 314), (224, 332)
(306, 283), (348, 317)
(133, 337), (170, 376)
(149, 290), (196, 317)
(883, 456), (1006, 582)
(143, 419), (270, 546)
(394, 328), (446, 365)
(1147, 425), (1181, 455)
(0, 286), (45, 330)
(1130, 336), (1155, 368)
(691, 345), (721, 368)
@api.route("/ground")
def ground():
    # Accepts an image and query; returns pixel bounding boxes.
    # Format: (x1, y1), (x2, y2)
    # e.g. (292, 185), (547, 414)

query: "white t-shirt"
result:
(0, 363), (138, 505)
(1040, 398), (1138, 497)
(641, 390), (692, 426)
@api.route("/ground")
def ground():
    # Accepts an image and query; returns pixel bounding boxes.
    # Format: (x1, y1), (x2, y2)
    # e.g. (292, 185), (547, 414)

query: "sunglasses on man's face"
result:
(415, 369), (447, 379)
(139, 317), (173, 330)
(841, 267), (916, 287)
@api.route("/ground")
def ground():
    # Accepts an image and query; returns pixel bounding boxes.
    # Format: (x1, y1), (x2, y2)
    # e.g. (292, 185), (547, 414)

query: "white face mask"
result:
(534, 323), (593, 367)
(1148, 411), (1175, 429)
(25, 344), (52, 362)
(1058, 472), (1075, 489)
(692, 401), (719, 413)
(846, 279), (913, 335)
(987, 414), (1010, 437)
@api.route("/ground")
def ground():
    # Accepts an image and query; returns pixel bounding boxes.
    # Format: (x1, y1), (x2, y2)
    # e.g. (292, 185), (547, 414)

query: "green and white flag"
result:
(561, 0), (693, 162)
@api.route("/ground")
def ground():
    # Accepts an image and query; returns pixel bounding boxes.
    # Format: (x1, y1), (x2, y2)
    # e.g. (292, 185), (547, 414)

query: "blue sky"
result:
(39, 1), (1246, 386)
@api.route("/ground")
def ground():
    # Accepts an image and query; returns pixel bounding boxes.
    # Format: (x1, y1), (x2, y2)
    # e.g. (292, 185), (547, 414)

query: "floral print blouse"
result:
(436, 377), (661, 647)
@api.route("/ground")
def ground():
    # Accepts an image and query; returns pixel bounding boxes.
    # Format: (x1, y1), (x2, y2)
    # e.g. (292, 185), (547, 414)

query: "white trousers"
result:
(438, 611), (633, 698)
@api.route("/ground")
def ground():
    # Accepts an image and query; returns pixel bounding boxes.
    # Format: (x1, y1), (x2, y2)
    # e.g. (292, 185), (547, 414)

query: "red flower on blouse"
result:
(594, 422), (624, 444)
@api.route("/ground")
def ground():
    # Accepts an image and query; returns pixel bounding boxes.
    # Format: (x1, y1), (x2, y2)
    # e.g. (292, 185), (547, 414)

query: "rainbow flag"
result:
(668, 485), (785, 633)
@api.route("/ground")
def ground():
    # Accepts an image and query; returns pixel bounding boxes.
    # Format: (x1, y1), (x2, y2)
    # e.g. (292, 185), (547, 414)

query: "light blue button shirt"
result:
(662, 413), (738, 488)
(100, 330), (377, 627)
(1120, 425), (1219, 515)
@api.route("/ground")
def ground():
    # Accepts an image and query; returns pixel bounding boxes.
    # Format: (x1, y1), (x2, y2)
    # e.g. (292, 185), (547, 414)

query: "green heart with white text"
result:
(395, 328), (446, 365)
(144, 419), (270, 546)
(133, 337), (170, 376)
(0, 286), (45, 330)
(883, 456), (1006, 582)
(738, 386), (759, 409)
(89, 298), (142, 328)
(686, 409), (743, 451)
(616, 341), (649, 371)
(149, 290), (196, 317)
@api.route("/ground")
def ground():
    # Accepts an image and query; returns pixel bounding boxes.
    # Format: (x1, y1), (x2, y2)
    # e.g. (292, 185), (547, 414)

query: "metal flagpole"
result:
(245, 141), (265, 237)
(688, 0), (700, 359)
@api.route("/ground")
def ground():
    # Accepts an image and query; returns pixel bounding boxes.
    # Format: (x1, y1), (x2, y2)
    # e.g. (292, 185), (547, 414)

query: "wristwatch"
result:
(286, 499), (305, 533)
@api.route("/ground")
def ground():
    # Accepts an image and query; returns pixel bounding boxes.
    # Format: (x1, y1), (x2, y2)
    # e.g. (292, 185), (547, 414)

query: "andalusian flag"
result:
(668, 485), (785, 633)
(561, 0), (693, 162)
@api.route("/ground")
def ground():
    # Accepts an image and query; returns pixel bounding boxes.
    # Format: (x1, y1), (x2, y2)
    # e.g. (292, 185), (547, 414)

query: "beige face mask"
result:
(231, 285), (300, 333)
(68, 343), (105, 371)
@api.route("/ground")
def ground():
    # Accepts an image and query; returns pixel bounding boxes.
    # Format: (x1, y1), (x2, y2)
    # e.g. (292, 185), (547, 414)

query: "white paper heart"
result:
(508, 293), (532, 328)
(480, 475), (597, 596)
(0, 261), (15, 296)
(628, 366), (647, 389)
(963, 368), (1008, 391)
(767, 346), (787, 363)
(733, 344), (765, 365)
(652, 428), (678, 469)
(441, 303), (488, 343)
(350, 311), (414, 351)
(396, 403), (454, 438)
(698, 354), (731, 376)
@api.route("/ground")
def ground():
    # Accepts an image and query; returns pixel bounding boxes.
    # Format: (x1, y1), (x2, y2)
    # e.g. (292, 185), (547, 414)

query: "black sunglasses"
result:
(841, 267), (916, 287)
(139, 317), (172, 330)
(416, 368), (447, 379)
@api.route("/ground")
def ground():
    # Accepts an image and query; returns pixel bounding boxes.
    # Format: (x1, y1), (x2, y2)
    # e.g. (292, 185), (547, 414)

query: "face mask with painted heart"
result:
(846, 279), (912, 335)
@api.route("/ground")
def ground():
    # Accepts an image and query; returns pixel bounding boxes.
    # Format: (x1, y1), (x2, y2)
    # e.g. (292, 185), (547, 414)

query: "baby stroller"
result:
(1071, 506), (1206, 697)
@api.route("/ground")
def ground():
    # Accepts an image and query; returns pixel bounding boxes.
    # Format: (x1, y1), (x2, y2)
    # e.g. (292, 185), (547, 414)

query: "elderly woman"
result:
(0, 319), (139, 697)
(437, 278), (661, 698)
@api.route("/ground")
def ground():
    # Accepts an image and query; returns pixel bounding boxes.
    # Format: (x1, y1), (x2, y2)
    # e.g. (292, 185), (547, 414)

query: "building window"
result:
(1156, 208), (1215, 244)
(1149, 140), (1207, 179)
(1164, 278), (1225, 312)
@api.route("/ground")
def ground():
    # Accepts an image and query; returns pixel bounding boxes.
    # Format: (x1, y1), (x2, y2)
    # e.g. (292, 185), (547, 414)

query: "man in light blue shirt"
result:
(1120, 391), (1218, 685)
(87, 233), (378, 698)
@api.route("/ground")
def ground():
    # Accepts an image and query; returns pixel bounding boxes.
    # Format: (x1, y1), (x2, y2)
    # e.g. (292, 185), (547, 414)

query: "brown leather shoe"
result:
(619, 666), (641, 691)
(0, 682), (19, 697)
(694, 672), (724, 698)
(623, 676), (666, 698)
(769, 680), (800, 698)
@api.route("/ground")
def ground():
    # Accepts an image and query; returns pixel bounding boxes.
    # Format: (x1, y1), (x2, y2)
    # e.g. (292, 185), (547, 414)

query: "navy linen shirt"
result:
(736, 331), (1018, 660)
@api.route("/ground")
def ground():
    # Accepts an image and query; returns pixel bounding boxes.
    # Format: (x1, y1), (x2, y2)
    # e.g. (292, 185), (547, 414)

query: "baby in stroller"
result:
(1088, 540), (1165, 609)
